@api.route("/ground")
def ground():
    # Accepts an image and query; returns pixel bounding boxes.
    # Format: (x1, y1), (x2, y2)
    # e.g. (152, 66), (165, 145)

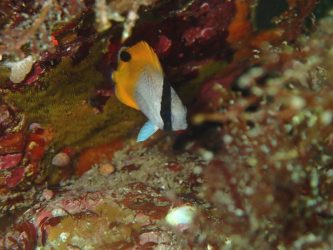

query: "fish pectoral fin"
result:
(137, 121), (159, 142)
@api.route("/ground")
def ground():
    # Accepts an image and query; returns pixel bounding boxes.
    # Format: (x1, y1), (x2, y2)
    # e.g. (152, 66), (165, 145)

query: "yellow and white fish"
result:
(112, 41), (187, 142)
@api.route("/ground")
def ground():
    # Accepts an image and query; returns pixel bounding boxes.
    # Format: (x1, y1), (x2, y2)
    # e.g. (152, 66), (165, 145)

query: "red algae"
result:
(5, 167), (25, 188)
(75, 139), (123, 176)
(0, 133), (25, 154)
(0, 153), (22, 170)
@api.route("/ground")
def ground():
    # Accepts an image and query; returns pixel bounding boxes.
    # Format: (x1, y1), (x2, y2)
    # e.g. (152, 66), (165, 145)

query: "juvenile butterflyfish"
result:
(112, 41), (187, 142)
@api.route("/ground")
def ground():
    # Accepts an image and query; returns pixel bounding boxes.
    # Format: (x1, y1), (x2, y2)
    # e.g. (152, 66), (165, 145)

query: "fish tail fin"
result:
(137, 120), (159, 142)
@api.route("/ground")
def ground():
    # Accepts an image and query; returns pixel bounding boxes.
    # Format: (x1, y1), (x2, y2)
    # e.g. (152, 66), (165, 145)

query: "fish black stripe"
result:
(160, 79), (172, 131)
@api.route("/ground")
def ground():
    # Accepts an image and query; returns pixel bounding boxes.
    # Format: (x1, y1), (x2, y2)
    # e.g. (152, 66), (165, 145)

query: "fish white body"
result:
(135, 65), (187, 131)
(135, 66), (165, 130)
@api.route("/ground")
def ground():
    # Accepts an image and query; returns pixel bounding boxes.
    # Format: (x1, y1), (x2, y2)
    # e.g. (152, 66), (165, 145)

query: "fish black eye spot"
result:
(120, 50), (131, 62)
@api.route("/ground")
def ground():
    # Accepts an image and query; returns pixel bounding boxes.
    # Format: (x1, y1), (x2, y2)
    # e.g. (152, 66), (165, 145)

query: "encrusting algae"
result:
(5, 42), (143, 152)
(45, 202), (139, 250)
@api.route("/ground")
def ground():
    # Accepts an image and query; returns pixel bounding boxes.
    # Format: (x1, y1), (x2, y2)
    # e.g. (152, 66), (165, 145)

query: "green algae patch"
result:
(0, 66), (10, 84)
(5, 43), (143, 152)
(45, 202), (139, 250)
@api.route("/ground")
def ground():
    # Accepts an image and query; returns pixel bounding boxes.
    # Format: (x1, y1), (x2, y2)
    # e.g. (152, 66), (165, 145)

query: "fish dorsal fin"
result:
(127, 41), (163, 74)
(137, 120), (159, 142)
